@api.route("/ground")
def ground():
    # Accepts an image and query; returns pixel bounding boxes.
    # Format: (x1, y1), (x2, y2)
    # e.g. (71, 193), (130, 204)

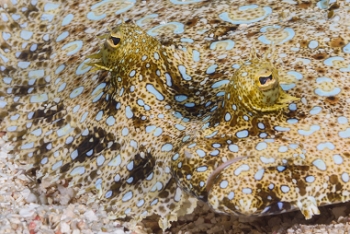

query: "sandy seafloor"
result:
(2, 135), (350, 234)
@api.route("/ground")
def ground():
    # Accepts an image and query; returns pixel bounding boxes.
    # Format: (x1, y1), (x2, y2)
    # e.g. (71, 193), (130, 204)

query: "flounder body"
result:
(1, 0), (350, 231)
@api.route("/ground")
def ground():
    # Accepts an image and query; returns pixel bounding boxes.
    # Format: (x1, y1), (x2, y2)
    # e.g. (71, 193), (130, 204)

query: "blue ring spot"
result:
(219, 5), (272, 24)
(147, 22), (185, 37)
(210, 40), (235, 50)
(135, 14), (158, 27)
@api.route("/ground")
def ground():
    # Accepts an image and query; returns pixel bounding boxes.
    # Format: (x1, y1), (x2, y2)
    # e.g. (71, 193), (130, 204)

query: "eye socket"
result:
(259, 75), (273, 85)
(110, 36), (121, 45)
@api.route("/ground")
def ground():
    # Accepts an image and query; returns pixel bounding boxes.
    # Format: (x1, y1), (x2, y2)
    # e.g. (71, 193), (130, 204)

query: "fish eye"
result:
(259, 74), (273, 85)
(110, 36), (120, 46)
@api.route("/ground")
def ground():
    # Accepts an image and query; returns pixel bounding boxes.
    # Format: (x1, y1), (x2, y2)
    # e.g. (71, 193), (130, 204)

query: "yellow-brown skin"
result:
(1, 0), (350, 231)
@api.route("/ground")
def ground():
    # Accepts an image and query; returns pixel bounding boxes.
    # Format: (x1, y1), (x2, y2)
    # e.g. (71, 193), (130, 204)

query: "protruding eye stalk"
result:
(259, 75), (272, 85)
(258, 73), (277, 91)
(105, 36), (121, 48)
(110, 36), (120, 45)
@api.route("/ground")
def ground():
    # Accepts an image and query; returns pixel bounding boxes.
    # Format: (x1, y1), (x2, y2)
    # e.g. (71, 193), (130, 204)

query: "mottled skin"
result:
(1, 0), (350, 231)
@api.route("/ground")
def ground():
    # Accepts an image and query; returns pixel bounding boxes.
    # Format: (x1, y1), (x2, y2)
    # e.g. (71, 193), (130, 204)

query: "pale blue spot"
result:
(161, 143), (173, 152)
(310, 106), (322, 115)
(175, 124), (186, 131)
(216, 91), (225, 96)
(343, 43), (350, 54)
(206, 64), (217, 74)
(70, 167), (85, 176)
(108, 155), (121, 166)
(317, 142), (335, 150)
(205, 130), (218, 138)
(281, 83), (295, 91)
(2, 32), (11, 41)
(7, 126), (17, 132)
(122, 191), (133, 202)
(52, 161), (63, 171)
(182, 135), (190, 142)
(308, 40), (318, 49)
(185, 102), (195, 107)
(20, 30), (33, 40)
(256, 142), (267, 151)
(339, 128), (350, 138)
(236, 130), (248, 138)
(44, 2), (60, 11)
(146, 125), (156, 133)
(125, 106), (133, 119)
(277, 166), (286, 172)
(0, 54), (9, 63)
(41, 14), (55, 22)
(254, 169), (265, 180)
(232, 64), (240, 69)
(70, 86), (84, 98)
(278, 146), (288, 153)
(62, 14), (74, 26)
(95, 111), (103, 121)
(178, 65), (192, 80)
(196, 166), (207, 172)
(338, 116), (348, 124)
(274, 126), (290, 132)
(106, 116), (115, 126)
(333, 154), (343, 164)
(287, 118), (298, 124)
(305, 176), (315, 183)
(312, 158), (326, 170)
(91, 83), (106, 96)
(196, 149), (206, 158)
(165, 73), (172, 86)
(18, 61), (31, 69)
(146, 84), (164, 100)
(70, 150), (78, 160)
(324, 56), (344, 66)
(153, 52), (159, 60)
(175, 95), (188, 102)
(154, 127), (163, 136)
(122, 127), (129, 136)
(298, 125), (320, 136)
(56, 31), (69, 42)
(55, 64), (65, 74)
(57, 83), (67, 93)
(192, 50), (200, 62)
(181, 38), (194, 43)
(234, 164), (249, 175)
(30, 93), (48, 103)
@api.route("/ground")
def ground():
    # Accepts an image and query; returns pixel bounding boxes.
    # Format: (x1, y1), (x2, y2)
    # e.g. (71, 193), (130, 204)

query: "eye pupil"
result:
(259, 75), (272, 85)
(110, 37), (120, 45)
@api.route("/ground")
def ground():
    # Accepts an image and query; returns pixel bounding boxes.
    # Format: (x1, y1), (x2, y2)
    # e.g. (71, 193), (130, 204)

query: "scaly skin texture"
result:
(1, 0), (350, 230)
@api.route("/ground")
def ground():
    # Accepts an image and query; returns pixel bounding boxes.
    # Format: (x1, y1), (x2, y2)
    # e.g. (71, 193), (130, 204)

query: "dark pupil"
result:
(111, 37), (120, 45)
(259, 75), (272, 85)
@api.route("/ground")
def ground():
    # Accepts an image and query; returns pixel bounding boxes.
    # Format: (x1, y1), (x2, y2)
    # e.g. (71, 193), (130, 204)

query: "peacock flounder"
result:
(1, 0), (350, 231)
